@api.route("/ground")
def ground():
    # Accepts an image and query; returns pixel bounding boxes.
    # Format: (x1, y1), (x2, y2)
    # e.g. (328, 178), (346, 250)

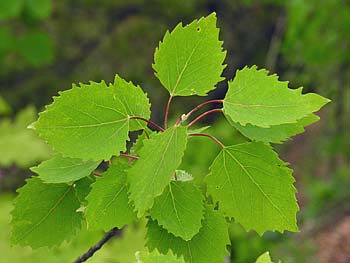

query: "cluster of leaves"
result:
(0, 0), (53, 68)
(11, 13), (329, 262)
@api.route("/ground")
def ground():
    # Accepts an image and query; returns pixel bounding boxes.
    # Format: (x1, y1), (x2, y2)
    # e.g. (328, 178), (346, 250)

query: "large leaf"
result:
(146, 206), (229, 263)
(85, 163), (135, 231)
(30, 154), (100, 183)
(150, 179), (204, 240)
(11, 177), (82, 248)
(153, 12), (226, 96)
(33, 81), (130, 161)
(223, 66), (330, 127)
(136, 250), (185, 263)
(228, 114), (319, 144)
(128, 126), (188, 217)
(113, 74), (151, 131)
(205, 142), (299, 234)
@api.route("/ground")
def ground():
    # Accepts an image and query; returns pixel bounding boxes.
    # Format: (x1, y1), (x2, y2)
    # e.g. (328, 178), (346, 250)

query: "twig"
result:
(129, 116), (164, 132)
(188, 133), (225, 148)
(175, 100), (223, 125)
(187, 108), (223, 128)
(164, 95), (173, 129)
(72, 227), (120, 263)
(120, 153), (139, 160)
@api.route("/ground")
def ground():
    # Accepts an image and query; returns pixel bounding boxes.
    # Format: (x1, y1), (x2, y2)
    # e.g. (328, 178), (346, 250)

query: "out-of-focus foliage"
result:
(0, 105), (50, 168)
(0, 0), (53, 71)
(0, 194), (147, 263)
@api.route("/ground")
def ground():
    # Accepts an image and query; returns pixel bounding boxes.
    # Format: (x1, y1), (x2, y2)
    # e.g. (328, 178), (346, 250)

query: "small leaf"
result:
(135, 250), (185, 263)
(85, 163), (136, 231)
(153, 12), (226, 96)
(113, 74), (151, 131)
(33, 81), (130, 161)
(175, 170), (193, 182)
(223, 66), (330, 127)
(146, 206), (229, 263)
(30, 154), (100, 183)
(206, 142), (299, 234)
(255, 252), (274, 263)
(128, 126), (188, 217)
(150, 180), (204, 240)
(11, 177), (82, 248)
(227, 114), (319, 144)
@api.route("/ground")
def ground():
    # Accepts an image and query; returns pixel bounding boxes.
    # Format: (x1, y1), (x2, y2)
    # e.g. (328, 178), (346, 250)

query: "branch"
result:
(72, 227), (120, 263)
(187, 108), (223, 128)
(129, 116), (164, 132)
(188, 133), (225, 148)
(176, 100), (223, 125)
(120, 153), (139, 160)
(164, 95), (173, 129)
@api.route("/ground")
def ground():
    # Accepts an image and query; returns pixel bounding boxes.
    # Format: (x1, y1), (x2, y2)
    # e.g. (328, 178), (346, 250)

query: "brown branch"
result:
(129, 116), (164, 132)
(188, 133), (225, 148)
(187, 108), (223, 128)
(120, 153), (139, 160)
(164, 95), (173, 129)
(72, 227), (120, 263)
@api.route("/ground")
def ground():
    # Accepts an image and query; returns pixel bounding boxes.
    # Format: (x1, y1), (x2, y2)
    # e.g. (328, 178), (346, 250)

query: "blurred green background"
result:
(0, 0), (349, 262)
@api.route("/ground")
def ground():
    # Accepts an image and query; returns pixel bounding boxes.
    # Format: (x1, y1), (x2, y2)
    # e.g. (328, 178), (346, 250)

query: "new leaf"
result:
(85, 163), (135, 231)
(153, 12), (226, 96)
(223, 66), (330, 127)
(146, 206), (229, 263)
(206, 142), (299, 234)
(128, 126), (188, 217)
(30, 154), (100, 183)
(150, 180), (205, 240)
(11, 177), (82, 248)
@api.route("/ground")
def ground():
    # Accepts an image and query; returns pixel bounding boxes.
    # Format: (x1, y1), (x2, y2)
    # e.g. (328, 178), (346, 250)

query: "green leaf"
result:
(153, 12), (226, 96)
(175, 170), (193, 182)
(86, 163), (135, 231)
(150, 180), (204, 240)
(255, 252), (275, 263)
(16, 32), (54, 66)
(74, 176), (95, 205)
(30, 154), (100, 183)
(33, 81), (130, 161)
(227, 114), (319, 144)
(24, 0), (52, 19)
(128, 126), (188, 217)
(0, 96), (11, 115)
(113, 74), (151, 131)
(0, 0), (22, 20)
(136, 250), (185, 263)
(223, 66), (330, 127)
(146, 206), (229, 263)
(205, 142), (299, 234)
(0, 106), (50, 168)
(11, 177), (82, 248)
